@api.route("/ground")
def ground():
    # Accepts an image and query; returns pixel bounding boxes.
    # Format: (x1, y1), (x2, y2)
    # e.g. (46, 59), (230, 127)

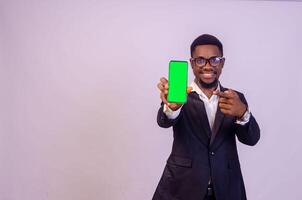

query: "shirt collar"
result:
(190, 80), (220, 100)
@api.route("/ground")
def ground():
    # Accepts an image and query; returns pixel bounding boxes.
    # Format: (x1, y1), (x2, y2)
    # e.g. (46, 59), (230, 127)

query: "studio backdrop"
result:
(0, 0), (302, 199)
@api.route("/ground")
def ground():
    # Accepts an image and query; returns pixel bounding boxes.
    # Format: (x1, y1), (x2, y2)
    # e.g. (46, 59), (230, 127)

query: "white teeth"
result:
(202, 73), (214, 78)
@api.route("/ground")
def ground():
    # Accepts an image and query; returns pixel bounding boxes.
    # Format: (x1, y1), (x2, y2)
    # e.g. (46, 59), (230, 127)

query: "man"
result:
(153, 34), (260, 200)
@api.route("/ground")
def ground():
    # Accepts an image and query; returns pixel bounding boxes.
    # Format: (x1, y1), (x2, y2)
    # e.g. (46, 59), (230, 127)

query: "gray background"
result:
(1, 0), (302, 199)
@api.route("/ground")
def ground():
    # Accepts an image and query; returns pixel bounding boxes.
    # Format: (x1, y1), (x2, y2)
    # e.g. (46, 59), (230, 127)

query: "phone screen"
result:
(167, 60), (188, 103)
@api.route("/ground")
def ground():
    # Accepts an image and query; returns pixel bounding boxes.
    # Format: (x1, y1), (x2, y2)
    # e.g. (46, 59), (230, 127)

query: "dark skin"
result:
(157, 44), (247, 118)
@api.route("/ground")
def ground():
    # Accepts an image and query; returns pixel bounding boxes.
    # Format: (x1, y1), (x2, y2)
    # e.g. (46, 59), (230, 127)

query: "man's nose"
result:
(201, 62), (214, 70)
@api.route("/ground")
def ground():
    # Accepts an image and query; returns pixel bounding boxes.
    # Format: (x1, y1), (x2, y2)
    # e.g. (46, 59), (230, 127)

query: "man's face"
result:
(190, 45), (224, 88)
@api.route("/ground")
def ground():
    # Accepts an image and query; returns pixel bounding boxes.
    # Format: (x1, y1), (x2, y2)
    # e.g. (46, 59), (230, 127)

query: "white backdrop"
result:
(1, 0), (302, 199)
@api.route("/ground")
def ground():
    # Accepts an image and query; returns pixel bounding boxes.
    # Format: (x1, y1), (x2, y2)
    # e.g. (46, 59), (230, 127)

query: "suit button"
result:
(210, 152), (215, 156)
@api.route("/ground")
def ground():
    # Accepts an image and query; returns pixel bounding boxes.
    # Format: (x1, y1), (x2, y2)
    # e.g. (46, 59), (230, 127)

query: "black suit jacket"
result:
(152, 86), (260, 200)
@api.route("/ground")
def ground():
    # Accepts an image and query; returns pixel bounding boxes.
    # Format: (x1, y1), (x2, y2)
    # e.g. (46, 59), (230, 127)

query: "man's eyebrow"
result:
(196, 55), (220, 59)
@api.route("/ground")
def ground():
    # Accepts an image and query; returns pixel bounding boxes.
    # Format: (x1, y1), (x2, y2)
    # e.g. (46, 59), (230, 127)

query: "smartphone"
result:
(167, 60), (188, 103)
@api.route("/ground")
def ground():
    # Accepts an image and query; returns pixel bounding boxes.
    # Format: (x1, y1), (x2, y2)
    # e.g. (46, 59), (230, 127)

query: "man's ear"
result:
(190, 59), (194, 69)
(221, 58), (225, 68)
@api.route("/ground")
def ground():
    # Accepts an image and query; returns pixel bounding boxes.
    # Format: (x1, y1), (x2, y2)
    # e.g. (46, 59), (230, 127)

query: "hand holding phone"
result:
(157, 61), (192, 111)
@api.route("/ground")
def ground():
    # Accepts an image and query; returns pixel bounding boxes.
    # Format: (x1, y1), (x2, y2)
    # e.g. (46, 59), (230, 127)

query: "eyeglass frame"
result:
(190, 56), (225, 67)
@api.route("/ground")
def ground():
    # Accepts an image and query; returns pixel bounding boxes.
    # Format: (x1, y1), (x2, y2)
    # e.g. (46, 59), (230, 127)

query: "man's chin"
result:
(198, 79), (218, 89)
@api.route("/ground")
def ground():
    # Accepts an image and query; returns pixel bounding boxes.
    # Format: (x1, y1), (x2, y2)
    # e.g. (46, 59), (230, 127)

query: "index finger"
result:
(160, 77), (168, 84)
(214, 91), (232, 98)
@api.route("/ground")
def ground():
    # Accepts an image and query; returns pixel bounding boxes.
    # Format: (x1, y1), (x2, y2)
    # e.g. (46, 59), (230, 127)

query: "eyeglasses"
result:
(191, 56), (224, 67)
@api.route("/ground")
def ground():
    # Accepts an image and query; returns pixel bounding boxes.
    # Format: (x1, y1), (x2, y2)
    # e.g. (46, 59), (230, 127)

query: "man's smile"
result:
(199, 70), (217, 79)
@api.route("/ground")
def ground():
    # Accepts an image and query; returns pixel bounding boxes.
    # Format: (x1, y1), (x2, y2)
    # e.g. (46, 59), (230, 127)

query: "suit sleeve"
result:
(235, 93), (261, 146)
(157, 102), (183, 128)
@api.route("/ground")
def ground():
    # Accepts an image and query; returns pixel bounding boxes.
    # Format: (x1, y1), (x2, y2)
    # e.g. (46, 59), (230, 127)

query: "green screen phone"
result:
(167, 60), (188, 103)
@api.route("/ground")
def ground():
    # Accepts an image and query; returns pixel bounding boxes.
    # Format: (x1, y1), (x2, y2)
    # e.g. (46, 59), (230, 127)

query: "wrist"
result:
(235, 107), (251, 125)
(237, 105), (247, 119)
(167, 103), (182, 111)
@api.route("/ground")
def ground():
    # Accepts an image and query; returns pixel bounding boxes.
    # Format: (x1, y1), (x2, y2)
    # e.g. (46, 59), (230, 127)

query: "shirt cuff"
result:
(235, 108), (251, 126)
(163, 104), (182, 119)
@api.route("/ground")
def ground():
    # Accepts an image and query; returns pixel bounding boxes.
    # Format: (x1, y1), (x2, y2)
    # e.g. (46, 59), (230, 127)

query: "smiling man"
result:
(153, 34), (260, 200)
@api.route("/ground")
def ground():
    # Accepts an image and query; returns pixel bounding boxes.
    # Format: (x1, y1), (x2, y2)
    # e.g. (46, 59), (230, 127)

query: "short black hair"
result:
(190, 34), (223, 57)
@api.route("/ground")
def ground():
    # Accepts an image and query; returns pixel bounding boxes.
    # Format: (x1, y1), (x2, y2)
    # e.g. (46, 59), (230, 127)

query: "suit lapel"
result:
(199, 101), (212, 139)
(210, 106), (224, 145)
(210, 85), (227, 146)
(189, 92), (211, 145)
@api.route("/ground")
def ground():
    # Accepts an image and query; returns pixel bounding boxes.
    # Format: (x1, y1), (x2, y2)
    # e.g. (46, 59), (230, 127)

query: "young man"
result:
(153, 34), (260, 200)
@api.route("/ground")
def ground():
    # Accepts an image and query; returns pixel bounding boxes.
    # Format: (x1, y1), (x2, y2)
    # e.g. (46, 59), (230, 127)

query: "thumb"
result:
(187, 86), (193, 94)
